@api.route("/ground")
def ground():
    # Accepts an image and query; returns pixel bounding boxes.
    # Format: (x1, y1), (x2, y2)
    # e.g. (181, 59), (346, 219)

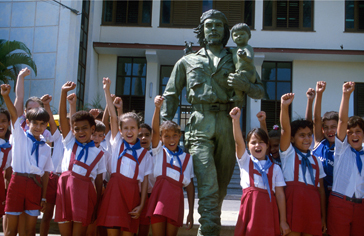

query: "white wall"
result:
(97, 54), (117, 106)
(291, 60), (364, 120)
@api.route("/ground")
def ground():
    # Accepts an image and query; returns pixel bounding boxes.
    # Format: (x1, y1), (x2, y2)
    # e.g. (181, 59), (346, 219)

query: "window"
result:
(160, 0), (255, 29)
(261, 62), (292, 129)
(263, 0), (313, 31)
(354, 82), (364, 117)
(345, 0), (364, 32)
(77, 0), (90, 110)
(160, 66), (192, 144)
(116, 57), (147, 118)
(102, 0), (152, 26)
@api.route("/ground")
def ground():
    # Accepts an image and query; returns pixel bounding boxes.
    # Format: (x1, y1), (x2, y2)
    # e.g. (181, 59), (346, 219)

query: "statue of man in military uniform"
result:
(160, 9), (264, 236)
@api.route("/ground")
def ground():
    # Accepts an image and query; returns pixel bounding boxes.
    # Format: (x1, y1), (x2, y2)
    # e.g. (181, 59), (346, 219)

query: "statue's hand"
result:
(228, 72), (251, 92)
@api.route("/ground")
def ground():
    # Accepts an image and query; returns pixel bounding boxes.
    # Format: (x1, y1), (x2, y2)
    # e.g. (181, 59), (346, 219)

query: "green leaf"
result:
(0, 39), (32, 59)
(2, 53), (37, 75)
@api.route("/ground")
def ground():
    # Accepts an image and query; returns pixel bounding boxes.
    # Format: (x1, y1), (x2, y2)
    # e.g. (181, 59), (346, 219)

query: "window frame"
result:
(261, 61), (293, 129)
(345, 0), (364, 32)
(263, 0), (314, 31)
(159, 0), (255, 29)
(101, 0), (152, 27)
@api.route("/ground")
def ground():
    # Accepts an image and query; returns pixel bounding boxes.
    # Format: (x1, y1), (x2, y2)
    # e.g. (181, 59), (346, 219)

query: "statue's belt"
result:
(192, 103), (233, 112)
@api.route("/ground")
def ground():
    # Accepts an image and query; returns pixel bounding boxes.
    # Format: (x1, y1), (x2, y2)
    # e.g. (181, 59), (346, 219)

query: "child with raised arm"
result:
(147, 95), (194, 236)
(312, 81), (338, 200)
(14, 68), (52, 142)
(327, 82), (364, 236)
(55, 82), (106, 236)
(280, 93), (326, 236)
(231, 107), (290, 236)
(97, 78), (152, 236)
(1, 84), (53, 236)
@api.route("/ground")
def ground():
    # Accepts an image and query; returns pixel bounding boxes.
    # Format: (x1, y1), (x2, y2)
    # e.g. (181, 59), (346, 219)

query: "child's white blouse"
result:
(237, 151), (286, 192)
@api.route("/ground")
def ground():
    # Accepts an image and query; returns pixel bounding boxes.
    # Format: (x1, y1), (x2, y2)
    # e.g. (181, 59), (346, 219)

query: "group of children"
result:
(0, 67), (362, 236)
(233, 81), (364, 236)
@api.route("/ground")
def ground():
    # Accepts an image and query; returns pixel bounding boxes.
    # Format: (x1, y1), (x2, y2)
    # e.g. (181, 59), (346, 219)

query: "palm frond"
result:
(0, 40), (32, 60)
(2, 53), (37, 75)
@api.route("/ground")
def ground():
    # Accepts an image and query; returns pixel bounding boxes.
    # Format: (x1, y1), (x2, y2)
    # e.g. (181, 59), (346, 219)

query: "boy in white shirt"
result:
(1, 84), (53, 236)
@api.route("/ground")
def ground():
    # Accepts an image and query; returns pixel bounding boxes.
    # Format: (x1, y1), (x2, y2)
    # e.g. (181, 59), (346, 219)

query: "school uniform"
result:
(139, 150), (154, 226)
(19, 115), (53, 142)
(327, 136), (364, 236)
(235, 151), (285, 236)
(100, 131), (111, 152)
(55, 131), (106, 226)
(5, 117), (53, 214)
(146, 142), (194, 227)
(46, 129), (64, 205)
(99, 144), (111, 184)
(280, 143), (326, 235)
(312, 138), (334, 197)
(0, 138), (12, 216)
(97, 132), (152, 233)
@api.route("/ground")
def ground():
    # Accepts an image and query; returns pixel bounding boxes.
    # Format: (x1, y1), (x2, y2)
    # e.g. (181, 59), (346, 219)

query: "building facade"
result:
(1, 0), (363, 134)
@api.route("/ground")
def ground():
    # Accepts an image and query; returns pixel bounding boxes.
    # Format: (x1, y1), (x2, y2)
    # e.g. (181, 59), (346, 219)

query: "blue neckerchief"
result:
(0, 140), (11, 149)
(164, 145), (183, 175)
(26, 131), (45, 167)
(350, 147), (364, 175)
(118, 139), (141, 165)
(294, 146), (315, 185)
(75, 139), (95, 163)
(322, 139), (335, 167)
(251, 155), (273, 201)
(270, 153), (281, 167)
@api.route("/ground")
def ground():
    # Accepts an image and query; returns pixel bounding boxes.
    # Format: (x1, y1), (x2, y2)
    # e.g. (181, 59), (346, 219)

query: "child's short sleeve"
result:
(335, 135), (349, 158)
(152, 141), (163, 158)
(96, 152), (107, 175)
(62, 130), (74, 146)
(273, 165), (286, 188)
(317, 156), (326, 179)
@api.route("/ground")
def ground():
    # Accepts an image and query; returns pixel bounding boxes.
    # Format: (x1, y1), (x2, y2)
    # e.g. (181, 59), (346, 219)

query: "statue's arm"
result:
(245, 72), (264, 100)
(160, 59), (186, 121)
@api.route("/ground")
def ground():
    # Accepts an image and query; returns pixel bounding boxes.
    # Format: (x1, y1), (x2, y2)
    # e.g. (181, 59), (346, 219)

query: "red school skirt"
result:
(45, 172), (59, 205)
(147, 176), (184, 227)
(97, 173), (141, 233)
(285, 182), (322, 236)
(235, 187), (280, 236)
(54, 171), (97, 226)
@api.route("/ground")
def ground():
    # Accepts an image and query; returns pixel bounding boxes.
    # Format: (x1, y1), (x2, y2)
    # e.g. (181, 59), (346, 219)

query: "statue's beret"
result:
(200, 9), (228, 25)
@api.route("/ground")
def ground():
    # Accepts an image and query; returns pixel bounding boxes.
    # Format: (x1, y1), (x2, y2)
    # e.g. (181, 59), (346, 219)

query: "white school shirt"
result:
(0, 138), (12, 171)
(18, 115), (53, 142)
(332, 136), (364, 198)
(61, 131), (106, 181)
(99, 145), (111, 182)
(152, 141), (194, 187)
(109, 132), (152, 182)
(51, 129), (64, 173)
(100, 131), (111, 152)
(280, 143), (326, 186)
(237, 151), (286, 193)
(139, 150), (155, 193)
(11, 117), (53, 176)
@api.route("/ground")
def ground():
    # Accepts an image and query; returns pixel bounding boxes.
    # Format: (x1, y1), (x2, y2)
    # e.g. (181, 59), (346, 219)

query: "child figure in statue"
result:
(230, 23), (256, 103)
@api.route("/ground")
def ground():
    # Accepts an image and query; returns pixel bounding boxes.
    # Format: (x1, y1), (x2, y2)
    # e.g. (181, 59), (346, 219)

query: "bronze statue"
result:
(161, 9), (264, 236)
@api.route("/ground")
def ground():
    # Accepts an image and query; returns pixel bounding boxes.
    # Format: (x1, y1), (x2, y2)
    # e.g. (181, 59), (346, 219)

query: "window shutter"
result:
(276, 1), (288, 28)
(214, 1), (244, 28)
(172, 1), (201, 27)
(288, 1), (299, 28)
(354, 83), (364, 117)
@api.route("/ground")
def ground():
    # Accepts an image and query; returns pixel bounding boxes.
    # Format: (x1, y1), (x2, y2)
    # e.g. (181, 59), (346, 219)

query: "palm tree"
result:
(0, 39), (37, 84)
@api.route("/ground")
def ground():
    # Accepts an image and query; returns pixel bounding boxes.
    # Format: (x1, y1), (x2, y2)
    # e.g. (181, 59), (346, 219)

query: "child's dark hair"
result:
(268, 125), (281, 139)
(231, 23), (251, 39)
(26, 107), (50, 123)
(291, 119), (313, 137)
(119, 112), (141, 129)
(246, 128), (269, 145)
(71, 111), (96, 128)
(322, 111), (338, 123)
(95, 120), (106, 133)
(347, 116), (364, 131)
(140, 123), (152, 133)
(25, 96), (44, 109)
(160, 120), (181, 135)
(0, 108), (11, 140)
